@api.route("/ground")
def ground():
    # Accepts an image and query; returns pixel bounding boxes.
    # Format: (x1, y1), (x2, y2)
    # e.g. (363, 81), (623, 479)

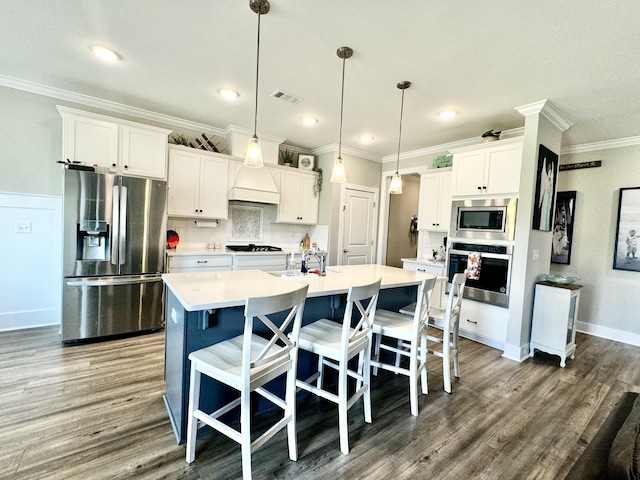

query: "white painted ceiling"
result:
(2, 1), (640, 158)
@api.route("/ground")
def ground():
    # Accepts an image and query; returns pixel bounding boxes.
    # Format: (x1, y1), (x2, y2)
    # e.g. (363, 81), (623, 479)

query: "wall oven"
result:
(450, 197), (517, 241)
(447, 241), (513, 308)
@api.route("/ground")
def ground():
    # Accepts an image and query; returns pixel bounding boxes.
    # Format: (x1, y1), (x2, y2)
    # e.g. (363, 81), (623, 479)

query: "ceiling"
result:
(2, 1), (640, 159)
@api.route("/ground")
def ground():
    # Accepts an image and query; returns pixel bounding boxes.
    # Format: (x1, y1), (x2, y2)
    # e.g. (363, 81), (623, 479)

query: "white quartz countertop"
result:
(401, 257), (446, 267)
(162, 264), (436, 311)
(166, 248), (298, 257)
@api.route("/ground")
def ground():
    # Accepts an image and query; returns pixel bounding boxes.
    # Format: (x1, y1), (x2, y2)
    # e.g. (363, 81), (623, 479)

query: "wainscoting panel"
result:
(0, 193), (62, 331)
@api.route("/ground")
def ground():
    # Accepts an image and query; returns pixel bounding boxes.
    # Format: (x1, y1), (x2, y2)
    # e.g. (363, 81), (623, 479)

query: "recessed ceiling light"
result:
(359, 135), (374, 143)
(302, 116), (318, 125)
(91, 45), (120, 62)
(438, 110), (457, 119)
(218, 88), (239, 100)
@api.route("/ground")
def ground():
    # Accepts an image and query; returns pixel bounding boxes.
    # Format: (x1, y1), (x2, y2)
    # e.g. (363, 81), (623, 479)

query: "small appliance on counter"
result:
(226, 244), (283, 252)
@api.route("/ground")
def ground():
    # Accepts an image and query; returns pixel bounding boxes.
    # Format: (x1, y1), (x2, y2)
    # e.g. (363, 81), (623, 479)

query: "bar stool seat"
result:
(185, 284), (309, 480)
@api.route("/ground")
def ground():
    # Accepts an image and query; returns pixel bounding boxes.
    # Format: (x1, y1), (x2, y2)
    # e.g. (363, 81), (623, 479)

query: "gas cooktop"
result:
(226, 244), (283, 252)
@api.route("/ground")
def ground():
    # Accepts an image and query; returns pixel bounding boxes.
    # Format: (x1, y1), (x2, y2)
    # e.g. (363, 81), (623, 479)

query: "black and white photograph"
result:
(551, 191), (577, 264)
(532, 144), (559, 231)
(613, 187), (640, 271)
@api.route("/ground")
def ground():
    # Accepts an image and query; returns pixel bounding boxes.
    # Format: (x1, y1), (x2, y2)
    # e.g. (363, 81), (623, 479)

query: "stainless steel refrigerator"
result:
(62, 168), (167, 342)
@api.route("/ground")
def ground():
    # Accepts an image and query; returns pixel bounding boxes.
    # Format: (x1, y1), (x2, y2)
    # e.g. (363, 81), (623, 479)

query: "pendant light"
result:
(244, 0), (270, 168)
(389, 81), (411, 194)
(330, 46), (353, 183)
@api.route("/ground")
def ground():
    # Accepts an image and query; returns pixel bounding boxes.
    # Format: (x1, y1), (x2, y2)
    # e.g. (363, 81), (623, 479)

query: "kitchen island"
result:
(162, 264), (436, 444)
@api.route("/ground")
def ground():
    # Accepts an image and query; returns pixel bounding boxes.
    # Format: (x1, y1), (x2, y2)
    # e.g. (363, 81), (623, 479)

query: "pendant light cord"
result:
(338, 54), (346, 159)
(253, 9), (261, 136)
(396, 87), (406, 174)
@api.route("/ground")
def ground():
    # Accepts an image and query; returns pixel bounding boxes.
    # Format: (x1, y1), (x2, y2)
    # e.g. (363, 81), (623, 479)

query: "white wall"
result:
(0, 193), (61, 330)
(552, 144), (640, 345)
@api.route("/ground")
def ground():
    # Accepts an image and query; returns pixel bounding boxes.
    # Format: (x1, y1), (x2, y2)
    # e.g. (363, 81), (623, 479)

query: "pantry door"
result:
(339, 186), (377, 265)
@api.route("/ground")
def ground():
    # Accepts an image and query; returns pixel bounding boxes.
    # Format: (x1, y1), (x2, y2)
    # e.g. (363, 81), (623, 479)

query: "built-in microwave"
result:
(450, 197), (517, 241)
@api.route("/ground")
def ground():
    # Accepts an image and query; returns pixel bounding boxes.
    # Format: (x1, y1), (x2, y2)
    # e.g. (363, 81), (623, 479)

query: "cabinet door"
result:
(120, 125), (169, 179)
(298, 174), (318, 224)
(278, 170), (304, 223)
(451, 150), (486, 196)
(436, 172), (452, 230)
(167, 149), (200, 217)
(198, 155), (229, 219)
(484, 142), (522, 195)
(418, 174), (441, 230)
(63, 114), (118, 169)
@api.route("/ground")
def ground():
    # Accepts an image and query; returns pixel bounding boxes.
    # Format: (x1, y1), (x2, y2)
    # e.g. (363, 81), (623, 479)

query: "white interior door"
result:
(340, 187), (377, 265)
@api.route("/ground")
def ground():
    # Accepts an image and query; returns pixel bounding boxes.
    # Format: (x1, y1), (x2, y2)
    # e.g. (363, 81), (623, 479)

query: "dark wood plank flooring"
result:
(1, 326), (638, 479)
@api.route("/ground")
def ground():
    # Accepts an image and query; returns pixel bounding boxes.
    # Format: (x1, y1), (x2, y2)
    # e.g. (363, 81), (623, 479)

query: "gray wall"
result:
(552, 144), (640, 338)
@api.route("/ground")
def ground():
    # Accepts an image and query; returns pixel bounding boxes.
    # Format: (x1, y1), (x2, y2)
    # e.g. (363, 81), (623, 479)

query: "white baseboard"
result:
(502, 342), (530, 362)
(576, 321), (640, 348)
(0, 309), (60, 332)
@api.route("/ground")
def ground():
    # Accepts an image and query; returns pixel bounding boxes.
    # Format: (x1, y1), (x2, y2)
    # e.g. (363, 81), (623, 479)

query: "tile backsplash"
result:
(167, 201), (329, 250)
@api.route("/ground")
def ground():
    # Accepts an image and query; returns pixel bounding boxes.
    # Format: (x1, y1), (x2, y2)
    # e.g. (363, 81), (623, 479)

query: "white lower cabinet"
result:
(401, 259), (445, 309)
(233, 254), (288, 272)
(458, 299), (508, 350)
(167, 255), (233, 273)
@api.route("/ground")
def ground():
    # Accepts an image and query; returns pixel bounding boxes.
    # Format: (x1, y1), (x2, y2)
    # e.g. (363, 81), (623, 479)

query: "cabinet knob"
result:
(477, 186), (482, 191)
(124, 165), (128, 169)
(112, 163), (117, 168)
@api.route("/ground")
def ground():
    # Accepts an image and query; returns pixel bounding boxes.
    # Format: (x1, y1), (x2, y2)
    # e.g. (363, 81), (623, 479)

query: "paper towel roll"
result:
(194, 220), (218, 228)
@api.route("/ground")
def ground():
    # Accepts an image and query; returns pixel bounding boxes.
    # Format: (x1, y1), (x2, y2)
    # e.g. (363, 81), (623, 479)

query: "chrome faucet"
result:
(303, 248), (327, 275)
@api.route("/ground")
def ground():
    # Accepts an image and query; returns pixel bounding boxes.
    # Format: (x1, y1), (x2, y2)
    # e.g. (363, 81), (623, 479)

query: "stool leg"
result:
(409, 344), (418, 417)
(338, 358), (349, 455)
(420, 332), (428, 395)
(240, 390), (252, 480)
(372, 333), (381, 376)
(317, 355), (324, 388)
(286, 366), (298, 461)
(363, 339), (372, 424)
(186, 364), (201, 464)
(443, 341), (452, 394)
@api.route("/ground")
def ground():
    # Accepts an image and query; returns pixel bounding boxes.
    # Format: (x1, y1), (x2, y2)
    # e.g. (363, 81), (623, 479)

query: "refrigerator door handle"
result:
(119, 185), (127, 266)
(111, 184), (120, 265)
(66, 276), (162, 287)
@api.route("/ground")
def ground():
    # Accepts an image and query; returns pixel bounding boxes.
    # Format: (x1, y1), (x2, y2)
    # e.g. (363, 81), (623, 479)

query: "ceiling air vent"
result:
(270, 89), (303, 105)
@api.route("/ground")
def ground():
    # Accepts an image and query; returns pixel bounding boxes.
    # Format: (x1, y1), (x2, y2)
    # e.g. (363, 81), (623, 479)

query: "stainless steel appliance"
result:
(226, 244), (282, 252)
(447, 241), (513, 307)
(62, 167), (167, 342)
(450, 197), (517, 241)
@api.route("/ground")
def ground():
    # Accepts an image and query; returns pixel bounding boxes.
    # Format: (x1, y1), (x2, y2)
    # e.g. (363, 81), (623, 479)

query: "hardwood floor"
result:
(1, 326), (638, 479)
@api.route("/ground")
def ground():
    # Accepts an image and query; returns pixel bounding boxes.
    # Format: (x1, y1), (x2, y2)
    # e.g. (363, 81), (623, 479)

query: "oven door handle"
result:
(448, 249), (511, 260)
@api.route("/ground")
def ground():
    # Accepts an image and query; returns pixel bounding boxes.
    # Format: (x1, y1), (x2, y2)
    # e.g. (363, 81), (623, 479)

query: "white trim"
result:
(576, 321), (640, 348)
(502, 342), (530, 362)
(311, 143), (382, 162)
(560, 136), (640, 155)
(515, 99), (573, 132)
(0, 73), (226, 137)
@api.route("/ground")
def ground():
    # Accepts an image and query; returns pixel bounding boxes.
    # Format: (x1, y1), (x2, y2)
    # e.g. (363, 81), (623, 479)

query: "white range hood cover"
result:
(228, 166), (280, 204)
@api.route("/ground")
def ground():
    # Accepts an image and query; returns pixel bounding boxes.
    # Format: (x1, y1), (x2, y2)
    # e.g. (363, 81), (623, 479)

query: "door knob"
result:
(343, 249), (348, 253)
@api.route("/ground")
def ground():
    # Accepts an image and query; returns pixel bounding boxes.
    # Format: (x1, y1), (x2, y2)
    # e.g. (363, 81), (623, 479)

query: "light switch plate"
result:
(15, 222), (32, 233)
(532, 249), (540, 261)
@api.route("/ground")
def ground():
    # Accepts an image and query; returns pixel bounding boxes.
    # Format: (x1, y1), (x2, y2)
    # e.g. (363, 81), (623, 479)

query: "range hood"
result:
(228, 166), (280, 204)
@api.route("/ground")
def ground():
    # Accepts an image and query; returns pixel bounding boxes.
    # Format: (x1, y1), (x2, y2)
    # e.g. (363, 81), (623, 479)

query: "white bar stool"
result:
(185, 284), (309, 480)
(295, 279), (381, 455)
(370, 276), (436, 416)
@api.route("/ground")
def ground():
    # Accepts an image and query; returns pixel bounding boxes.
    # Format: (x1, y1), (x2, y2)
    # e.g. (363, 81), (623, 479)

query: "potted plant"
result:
(280, 148), (295, 166)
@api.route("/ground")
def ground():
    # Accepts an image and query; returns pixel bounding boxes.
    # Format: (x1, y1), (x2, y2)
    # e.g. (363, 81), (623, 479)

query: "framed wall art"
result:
(613, 187), (640, 271)
(551, 191), (577, 265)
(532, 144), (559, 231)
(298, 154), (315, 171)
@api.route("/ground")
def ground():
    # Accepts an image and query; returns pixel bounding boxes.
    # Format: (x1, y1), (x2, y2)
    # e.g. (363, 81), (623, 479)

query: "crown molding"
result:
(311, 143), (383, 162)
(381, 127), (525, 163)
(561, 135), (640, 155)
(0, 74), (228, 137)
(515, 99), (573, 132)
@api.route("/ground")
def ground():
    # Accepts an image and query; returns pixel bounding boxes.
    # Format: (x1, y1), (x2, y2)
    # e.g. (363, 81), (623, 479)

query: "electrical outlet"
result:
(15, 222), (31, 233)
(532, 249), (540, 261)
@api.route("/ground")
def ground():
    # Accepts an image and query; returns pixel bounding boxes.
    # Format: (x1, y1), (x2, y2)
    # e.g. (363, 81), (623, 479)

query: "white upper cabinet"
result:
(450, 138), (523, 197)
(57, 106), (171, 179)
(418, 170), (452, 231)
(167, 145), (229, 219)
(277, 169), (318, 225)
